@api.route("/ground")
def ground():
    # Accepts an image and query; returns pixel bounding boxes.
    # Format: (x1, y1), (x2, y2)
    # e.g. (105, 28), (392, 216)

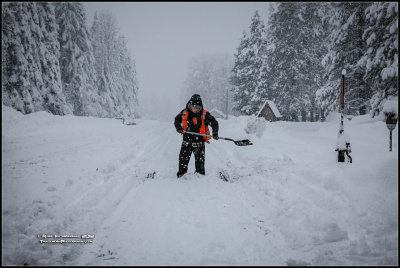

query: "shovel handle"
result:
(184, 131), (252, 146)
(184, 131), (213, 138)
(183, 131), (219, 139)
(184, 131), (232, 141)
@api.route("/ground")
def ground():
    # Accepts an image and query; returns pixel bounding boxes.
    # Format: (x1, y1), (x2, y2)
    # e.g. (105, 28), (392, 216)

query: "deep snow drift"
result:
(2, 105), (398, 265)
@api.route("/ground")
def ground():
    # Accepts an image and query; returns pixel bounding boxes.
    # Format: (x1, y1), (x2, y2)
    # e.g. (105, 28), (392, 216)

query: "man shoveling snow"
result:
(174, 94), (219, 178)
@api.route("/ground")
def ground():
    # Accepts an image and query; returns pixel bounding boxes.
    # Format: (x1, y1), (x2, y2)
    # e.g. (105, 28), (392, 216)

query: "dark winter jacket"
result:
(174, 94), (219, 143)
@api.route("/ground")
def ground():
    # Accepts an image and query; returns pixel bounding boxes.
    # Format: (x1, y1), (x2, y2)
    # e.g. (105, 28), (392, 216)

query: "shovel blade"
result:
(234, 139), (253, 146)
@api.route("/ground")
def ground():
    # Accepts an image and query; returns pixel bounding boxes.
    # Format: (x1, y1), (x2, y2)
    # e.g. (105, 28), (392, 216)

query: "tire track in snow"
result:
(2, 125), (158, 265)
(65, 123), (170, 211)
(75, 175), (288, 265)
(75, 136), (290, 265)
(70, 126), (179, 264)
(2, 121), (171, 266)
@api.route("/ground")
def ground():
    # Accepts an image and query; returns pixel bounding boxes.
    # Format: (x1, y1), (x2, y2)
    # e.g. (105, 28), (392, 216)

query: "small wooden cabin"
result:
(256, 100), (282, 122)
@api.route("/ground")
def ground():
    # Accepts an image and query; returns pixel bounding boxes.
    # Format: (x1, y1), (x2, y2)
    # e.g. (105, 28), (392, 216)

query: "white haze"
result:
(84, 2), (271, 121)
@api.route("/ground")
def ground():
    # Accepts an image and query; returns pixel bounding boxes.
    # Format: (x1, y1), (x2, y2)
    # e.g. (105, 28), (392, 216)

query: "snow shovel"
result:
(184, 131), (253, 146)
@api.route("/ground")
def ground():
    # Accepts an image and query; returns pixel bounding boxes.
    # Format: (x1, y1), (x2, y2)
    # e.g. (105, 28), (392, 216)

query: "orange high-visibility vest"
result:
(182, 109), (211, 143)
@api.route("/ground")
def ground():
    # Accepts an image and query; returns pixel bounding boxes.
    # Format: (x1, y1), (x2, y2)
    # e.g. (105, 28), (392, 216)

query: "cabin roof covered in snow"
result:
(257, 100), (282, 118)
(209, 108), (226, 117)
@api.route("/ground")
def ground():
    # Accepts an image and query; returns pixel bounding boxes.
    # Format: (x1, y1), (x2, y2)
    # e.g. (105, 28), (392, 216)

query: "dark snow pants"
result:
(177, 141), (205, 177)
(338, 149), (352, 163)
(337, 150), (346, 162)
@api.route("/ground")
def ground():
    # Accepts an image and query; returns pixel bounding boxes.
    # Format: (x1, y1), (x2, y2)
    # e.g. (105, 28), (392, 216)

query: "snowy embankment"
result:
(2, 105), (398, 266)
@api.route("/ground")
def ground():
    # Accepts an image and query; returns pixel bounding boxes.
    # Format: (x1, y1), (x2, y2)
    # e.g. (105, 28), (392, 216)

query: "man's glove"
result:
(177, 127), (184, 134)
(212, 133), (219, 140)
(346, 143), (351, 153)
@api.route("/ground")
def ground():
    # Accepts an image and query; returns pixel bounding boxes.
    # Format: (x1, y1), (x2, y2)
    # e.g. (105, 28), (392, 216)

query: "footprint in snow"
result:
(145, 171), (156, 179)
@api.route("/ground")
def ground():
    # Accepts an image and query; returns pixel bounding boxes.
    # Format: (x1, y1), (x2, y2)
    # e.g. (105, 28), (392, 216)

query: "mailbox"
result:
(386, 112), (397, 131)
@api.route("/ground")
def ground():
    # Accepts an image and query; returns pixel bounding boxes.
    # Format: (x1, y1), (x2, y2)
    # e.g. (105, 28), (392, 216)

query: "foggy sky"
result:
(84, 2), (271, 121)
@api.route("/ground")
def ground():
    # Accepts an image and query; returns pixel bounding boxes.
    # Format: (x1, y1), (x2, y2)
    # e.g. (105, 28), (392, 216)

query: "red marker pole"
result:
(340, 69), (346, 131)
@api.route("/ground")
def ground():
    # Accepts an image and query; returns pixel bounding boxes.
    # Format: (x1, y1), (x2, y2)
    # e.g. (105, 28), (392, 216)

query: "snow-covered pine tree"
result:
(257, 5), (279, 117)
(267, 2), (304, 121)
(359, 2), (398, 117)
(90, 10), (114, 115)
(182, 53), (234, 115)
(266, 3), (328, 121)
(114, 35), (139, 118)
(230, 11), (268, 115)
(182, 55), (212, 102)
(317, 3), (370, 118)
(90, 10), (139, 118)
(36, 3), (70, 115)
(90, 11), (104, 92)
(55, 2), (106, 117)
(2, 2), (71, 115)
(298, 3), (329, 122)
(212, 55), (235, 116)
(2, 2), (33, 113)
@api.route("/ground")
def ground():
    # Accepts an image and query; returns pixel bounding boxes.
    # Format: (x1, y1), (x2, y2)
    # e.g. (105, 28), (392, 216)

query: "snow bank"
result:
(325, 111), (341, 122)
(383, 99), (398, 117)
(244, 115), (267, 138)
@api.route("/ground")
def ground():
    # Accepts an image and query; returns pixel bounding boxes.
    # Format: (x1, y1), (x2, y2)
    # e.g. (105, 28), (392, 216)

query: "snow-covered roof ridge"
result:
(257, 100), (282, 118)
(209, 108), (226, 117)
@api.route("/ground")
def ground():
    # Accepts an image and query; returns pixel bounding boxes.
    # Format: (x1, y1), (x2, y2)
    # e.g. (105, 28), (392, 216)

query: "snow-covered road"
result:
(2, 106), (398, 265)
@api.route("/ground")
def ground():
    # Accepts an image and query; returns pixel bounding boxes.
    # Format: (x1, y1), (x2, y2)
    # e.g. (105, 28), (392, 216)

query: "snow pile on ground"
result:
(244, 115), (266, 138)
(2, 105), (398, 265)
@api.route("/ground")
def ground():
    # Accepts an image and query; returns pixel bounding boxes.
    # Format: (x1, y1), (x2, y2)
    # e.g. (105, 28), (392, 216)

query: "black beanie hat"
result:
(189, 94), (202, 107)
